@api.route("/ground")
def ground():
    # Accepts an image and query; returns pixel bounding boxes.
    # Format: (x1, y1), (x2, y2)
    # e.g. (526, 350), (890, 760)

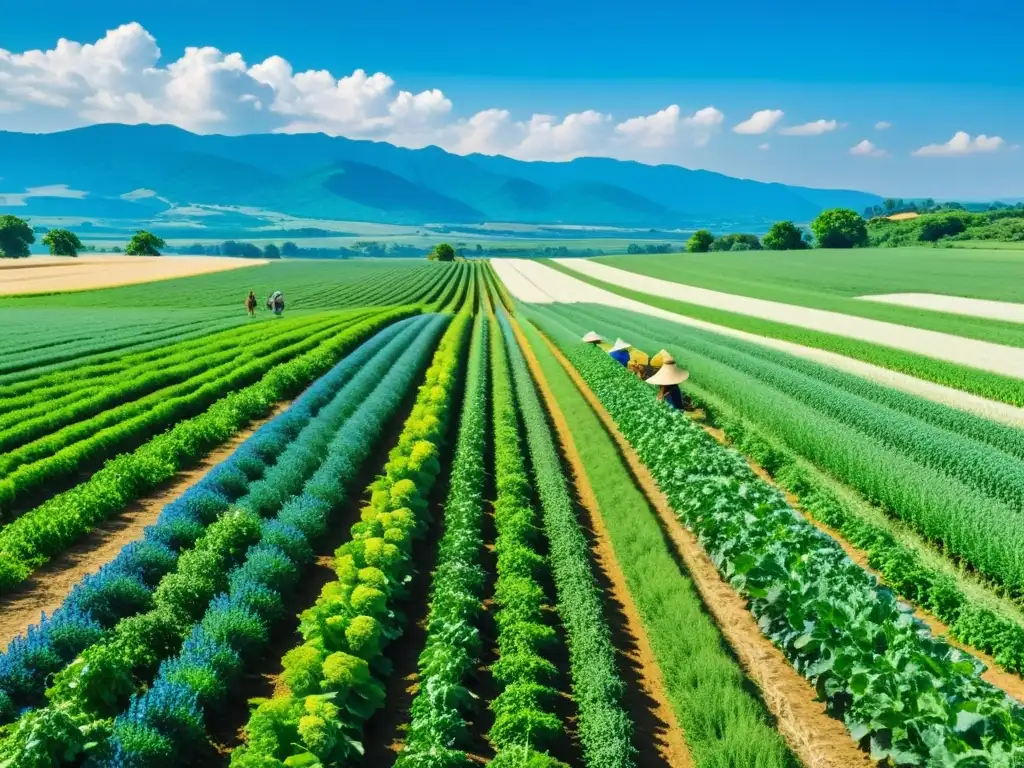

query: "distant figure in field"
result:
(268, 291), (285, 316)
(646, 356), (689, 411)
(607, 338), (632, 367)
(245, 290), (258, 316)
(581, 331), (604, 345)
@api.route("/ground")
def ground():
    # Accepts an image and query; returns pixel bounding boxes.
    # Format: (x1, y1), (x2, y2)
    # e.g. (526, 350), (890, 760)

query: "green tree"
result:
(810, 208), (868, 249)
(0, 215), (35, 258)
(711, 233), (761, 252)
(428, 242), (456, 261)
(41, 228), (84, 257)
(762, 220), (809, 251)
(263, 243), (281, 259)
(124, 230), (166, 256)
(686, 229), (714, 253)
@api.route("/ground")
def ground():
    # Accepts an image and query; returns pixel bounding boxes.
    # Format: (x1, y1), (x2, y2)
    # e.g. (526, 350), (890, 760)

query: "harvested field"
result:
(860, 292), (1024, 323)
(0, 254), (266, 295)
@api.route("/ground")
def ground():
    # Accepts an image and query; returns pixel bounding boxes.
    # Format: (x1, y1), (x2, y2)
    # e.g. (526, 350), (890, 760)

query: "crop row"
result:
(0, 316), (428, 724)
(538, 317), (1024, 766)
(498, 309), (636, 768)
(686, 380), (1024, 676)
(0, 314), (357, 462)
(396, 313), (489, 764)
(0, 307), (418, 593)
(0, 315), (447, 766)
(517, 316), (794, 767)
(230, 308), (470, 766)
(486, 314), (568, 767)
(541, 303), (1024, 593)
(0, 314), (366, 516)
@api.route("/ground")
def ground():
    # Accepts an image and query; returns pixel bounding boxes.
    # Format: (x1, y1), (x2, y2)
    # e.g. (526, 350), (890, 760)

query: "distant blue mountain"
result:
(0, 124), (882, 228)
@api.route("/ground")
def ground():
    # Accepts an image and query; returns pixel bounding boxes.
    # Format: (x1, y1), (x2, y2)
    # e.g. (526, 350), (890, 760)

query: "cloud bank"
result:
(912, 131), (1005, 157)
(0, 22), (723, 162)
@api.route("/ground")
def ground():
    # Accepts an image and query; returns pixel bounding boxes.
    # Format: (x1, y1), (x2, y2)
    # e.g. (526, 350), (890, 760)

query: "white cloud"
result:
(758, 143), (770, 151)
(732, 109), (784, 135)
(849, 139), (887, 157)
(0, 22), (727, 163)
(875, 121), (891, 130)
(780, 119), (838, 136)
(912, 131), (1006, 157)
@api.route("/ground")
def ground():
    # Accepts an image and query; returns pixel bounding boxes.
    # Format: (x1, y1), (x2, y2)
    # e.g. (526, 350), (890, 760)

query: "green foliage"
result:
(761, 220), (809, 251)
(41, 229), (84, 257)
(262, 243), (281, 259)
(0, 214), (35, 258)
(710, 233), (761, 251)
(548, 331), (1024, 766)
(498, 310), (636, 768)
(810, 207), (868, 248)
(428, 242), (457, 262)
(867, 208), (1024, 247)
(125, 230), (166, 256)
(685, 229), (714, 253)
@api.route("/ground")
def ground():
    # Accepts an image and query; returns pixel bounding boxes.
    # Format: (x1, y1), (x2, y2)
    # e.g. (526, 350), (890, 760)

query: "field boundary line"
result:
(531, 323), (875, 768)
(508, 313), (692, 768)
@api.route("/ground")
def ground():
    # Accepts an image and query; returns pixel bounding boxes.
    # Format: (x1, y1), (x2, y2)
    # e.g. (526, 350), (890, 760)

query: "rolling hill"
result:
(0, 124), (882, 228)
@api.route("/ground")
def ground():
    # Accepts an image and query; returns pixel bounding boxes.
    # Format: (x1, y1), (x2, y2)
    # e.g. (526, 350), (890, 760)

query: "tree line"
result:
(683, 208), (869, 253)
(0, 216), (167, 258)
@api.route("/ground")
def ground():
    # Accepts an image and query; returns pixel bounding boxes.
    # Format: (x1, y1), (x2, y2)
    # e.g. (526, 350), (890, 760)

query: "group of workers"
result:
(583, 331), (690, 411)
(246, 290), (285, 317)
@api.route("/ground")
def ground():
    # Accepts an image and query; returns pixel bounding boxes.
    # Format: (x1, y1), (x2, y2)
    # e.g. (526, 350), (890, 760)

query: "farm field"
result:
(0, 258), (1022, 768)
(0, 255), (267, 296)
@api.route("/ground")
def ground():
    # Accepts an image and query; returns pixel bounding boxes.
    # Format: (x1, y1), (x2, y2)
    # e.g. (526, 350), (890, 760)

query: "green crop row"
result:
(686, 381), (1024, 676)
(518, 317), (795, 768)
(497, 309), (636, 768)
(0, 308), (418, 593)
(538, 302), (1024, 594)
(537, 317), (1024, 766)
(231, 309), (471, 767)
(487, 311), (568, 768)
(396, 312), (489, 766)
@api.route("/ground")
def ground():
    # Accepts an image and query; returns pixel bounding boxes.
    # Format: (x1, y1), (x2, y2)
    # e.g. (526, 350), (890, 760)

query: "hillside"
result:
(0, 124), (882, 228)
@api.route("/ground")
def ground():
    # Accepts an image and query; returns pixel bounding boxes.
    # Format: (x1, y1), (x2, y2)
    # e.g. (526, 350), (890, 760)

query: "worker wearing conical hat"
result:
(645, 355), (689, 411)
(608, 338), (632, 367)
(649, 348), (671, 369)
(582, 331), (603, 345)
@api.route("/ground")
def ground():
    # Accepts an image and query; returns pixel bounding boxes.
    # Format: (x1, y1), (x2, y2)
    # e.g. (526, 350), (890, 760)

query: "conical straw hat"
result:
(650, 348), (671, 366)
(582, 331), (603, 344)
(609, 338), (632, 353)
(646, 357), (689, 385)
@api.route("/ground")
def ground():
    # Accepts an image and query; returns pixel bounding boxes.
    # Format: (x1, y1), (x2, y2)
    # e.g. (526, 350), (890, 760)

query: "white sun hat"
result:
(609, 338), (632, 353)
(582, 331), (603, 344)
(650, 348), (671, 364)
(646, 356), (689, 386)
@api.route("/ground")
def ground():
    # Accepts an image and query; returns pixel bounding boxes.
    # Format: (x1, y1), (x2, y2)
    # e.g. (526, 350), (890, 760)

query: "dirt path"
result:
(536, 330), (875, 768)
(489, 259), (1024, 428)
(692, 412), (1024, 703)
(510, 315), (692, 768)
(0, 403), (289, 650)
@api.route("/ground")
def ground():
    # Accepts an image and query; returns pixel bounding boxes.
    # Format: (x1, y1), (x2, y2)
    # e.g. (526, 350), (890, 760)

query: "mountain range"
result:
(0, 124), (882, 229)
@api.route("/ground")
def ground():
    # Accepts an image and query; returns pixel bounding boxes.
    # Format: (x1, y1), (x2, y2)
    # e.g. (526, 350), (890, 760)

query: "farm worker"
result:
(268, 291), (285, 316)
(582, 331), (604, 345)
(608, 338), (632, 367)
(645, 356), (689, 411)
(245, 290), (258, 316)
(649, 349), (671, 370)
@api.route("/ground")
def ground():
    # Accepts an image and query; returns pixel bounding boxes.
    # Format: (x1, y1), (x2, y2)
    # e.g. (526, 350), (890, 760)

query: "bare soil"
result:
(0, 255), (266, 296)
(511, 316), (692, 768)
(538, 333), (875, 768)
(0, 403), (289, 649)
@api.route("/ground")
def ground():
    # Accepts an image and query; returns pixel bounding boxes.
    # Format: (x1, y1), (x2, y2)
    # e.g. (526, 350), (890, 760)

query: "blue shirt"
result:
(609, 348), (631, 366)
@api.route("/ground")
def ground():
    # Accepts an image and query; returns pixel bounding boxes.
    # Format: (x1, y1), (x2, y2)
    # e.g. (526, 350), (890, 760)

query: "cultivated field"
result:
(0, 256), (1022, 768)
(0, 255), (267, 296)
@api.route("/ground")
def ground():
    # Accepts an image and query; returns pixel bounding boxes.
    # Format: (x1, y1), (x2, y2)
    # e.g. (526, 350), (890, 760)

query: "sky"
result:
(1, 0), (1022, 199)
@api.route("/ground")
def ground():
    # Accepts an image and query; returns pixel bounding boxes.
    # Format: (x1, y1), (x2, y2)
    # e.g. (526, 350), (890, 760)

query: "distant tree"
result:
(263, 243), (281, 259)
(711, 233), (761, 251)
(883, 198), (897, 214)
(762, 220), (809, 251)
(729, 242), (752, 251)
(111, 246), (123, 253)
(428, 243), (456, 262)
(919, 213), (969, 242)
(41, 228), (84, 256)
(686, 229), (715, 253)
(810, 208), (868, 249)
(184, 243), (206, 255)
(0, 215), (35, 258)
(475, 244), (484, 257)
(281, 241), (300, 257)
(125, 230), (166, 256)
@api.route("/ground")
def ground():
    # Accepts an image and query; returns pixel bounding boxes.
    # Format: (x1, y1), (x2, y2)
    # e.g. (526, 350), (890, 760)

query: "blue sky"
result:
(2, 0), (1022, 199)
